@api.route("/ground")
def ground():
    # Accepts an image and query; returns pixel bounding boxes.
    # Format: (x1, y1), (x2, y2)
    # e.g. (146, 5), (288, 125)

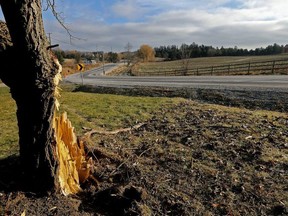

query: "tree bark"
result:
(0, 0), (59, 192)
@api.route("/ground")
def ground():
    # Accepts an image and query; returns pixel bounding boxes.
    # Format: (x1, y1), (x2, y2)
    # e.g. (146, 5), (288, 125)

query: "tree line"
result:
(53, 42), (287, 65)
(52, 44), (156, 65)
(154, 43), (287, 60)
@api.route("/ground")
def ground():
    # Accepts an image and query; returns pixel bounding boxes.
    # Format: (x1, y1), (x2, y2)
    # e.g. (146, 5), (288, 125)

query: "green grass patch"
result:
(0, 87), (18, 159)
(59, 90), (184, 132)
(0, 85), (184, 158)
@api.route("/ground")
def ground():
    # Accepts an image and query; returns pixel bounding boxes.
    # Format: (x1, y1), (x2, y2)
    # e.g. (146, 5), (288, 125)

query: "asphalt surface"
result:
(64, 64), (288, 92)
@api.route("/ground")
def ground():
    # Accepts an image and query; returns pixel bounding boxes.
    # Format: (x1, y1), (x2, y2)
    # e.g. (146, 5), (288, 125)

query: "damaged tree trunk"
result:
(0, 0), (61, 192)
(0, 1), (91, 194)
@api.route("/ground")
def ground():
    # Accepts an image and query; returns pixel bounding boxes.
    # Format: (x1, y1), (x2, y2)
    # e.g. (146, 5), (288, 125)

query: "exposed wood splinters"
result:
(52, 59), (92, 196)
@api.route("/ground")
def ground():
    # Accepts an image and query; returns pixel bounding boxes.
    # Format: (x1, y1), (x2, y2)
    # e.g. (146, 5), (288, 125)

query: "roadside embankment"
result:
(72, 84), (288, 112)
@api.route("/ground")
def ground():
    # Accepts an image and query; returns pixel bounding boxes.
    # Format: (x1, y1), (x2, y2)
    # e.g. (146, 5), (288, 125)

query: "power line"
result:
(47, 32), (52, 45)
(50, 36), (96, 52)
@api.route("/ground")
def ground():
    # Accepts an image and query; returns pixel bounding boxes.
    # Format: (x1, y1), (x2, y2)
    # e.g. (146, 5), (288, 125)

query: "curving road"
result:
(64, 64), (288, 92)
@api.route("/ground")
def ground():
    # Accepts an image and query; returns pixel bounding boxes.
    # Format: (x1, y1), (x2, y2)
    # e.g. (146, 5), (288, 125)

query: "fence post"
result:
(211, 66), (214, 75)
(271, 61), (275, 74)
(248, 62), (251, 75)
(197, 68), (199, 76)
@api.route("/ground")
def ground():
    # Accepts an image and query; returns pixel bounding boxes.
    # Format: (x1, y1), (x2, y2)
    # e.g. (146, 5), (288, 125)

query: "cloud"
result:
(2, 0), (285, 52)
(111, 0), (146, 20)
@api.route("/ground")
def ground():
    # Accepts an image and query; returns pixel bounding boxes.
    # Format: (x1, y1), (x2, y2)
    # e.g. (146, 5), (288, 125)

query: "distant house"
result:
(83, 59), (96, 64)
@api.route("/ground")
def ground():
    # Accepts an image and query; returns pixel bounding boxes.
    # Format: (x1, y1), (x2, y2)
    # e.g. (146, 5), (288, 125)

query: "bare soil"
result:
(1, 100), (287, 215)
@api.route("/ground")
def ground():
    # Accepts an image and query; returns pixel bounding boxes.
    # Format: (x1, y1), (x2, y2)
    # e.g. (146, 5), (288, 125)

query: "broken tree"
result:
(0, 0), (90, 194)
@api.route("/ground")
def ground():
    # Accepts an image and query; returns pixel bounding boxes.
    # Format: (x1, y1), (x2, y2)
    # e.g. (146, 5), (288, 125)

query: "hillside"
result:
(133, 55), (288, 76)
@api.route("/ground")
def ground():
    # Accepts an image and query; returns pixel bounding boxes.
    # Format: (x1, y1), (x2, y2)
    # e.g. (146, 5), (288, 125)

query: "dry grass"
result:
(83, 100), (288, 215)
(133, 54), (288, 76)
(106, 65), (131, 76)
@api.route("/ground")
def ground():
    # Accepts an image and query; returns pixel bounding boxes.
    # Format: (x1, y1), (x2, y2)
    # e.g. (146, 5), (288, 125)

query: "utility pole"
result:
(96, 45), (106, 75)
(102, 51), (105, 75)
(125, 42), (133, 66)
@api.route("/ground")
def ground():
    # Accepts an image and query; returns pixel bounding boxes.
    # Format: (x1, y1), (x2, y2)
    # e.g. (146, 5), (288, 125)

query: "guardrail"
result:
(133, 58), (288, 76)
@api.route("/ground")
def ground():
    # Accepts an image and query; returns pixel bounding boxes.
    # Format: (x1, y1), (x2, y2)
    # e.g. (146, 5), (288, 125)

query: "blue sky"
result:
(1, 0), (288, 52)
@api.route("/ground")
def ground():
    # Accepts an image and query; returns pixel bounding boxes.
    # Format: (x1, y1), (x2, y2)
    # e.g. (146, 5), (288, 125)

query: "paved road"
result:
(84, 63), (121, 77)
(64, 65), (288, 91)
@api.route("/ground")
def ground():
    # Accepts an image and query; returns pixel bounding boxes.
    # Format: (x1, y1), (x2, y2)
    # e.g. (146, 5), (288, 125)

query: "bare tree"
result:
(180, 43), (191, 76)
(125, 42), (133, 66)
(0, 0), (87, 193)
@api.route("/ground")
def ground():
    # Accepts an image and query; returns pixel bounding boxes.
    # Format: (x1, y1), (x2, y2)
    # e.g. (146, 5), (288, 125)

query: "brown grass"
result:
(61, 59), (101, 77)
(133, 54), (288, 76)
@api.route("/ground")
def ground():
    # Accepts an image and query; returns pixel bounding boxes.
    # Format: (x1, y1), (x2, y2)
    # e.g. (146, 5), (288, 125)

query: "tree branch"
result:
(44, 0), (85, 43)
(83, 123), (146, 138)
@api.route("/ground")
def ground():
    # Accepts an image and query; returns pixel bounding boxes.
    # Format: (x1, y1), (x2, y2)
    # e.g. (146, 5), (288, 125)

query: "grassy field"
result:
(1, 85), (287, 215)
(58, 86), (184, 132)
(133, 54), (288, 76)
(0, 85), (184, 159)
(0, 88), (18, 159)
